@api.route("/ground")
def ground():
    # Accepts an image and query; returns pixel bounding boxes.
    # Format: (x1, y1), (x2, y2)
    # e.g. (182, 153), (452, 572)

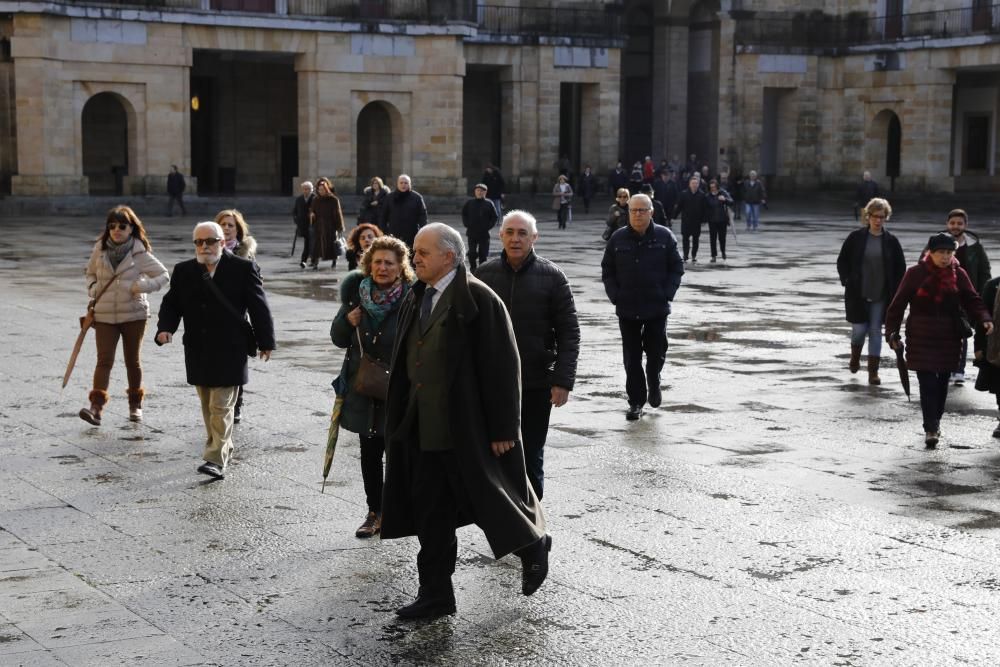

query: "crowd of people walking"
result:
(69, 155), (1000, 623)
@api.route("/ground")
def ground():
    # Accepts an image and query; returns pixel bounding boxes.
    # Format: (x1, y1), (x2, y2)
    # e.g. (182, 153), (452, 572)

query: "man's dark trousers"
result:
(619, 316), (668, 406)
(467, 233), (490, 271)
(521, 388), (552, 500)
(413, 450), (467, 590)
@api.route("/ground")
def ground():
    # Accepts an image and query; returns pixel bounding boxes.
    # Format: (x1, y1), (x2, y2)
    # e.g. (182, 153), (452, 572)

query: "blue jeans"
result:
(745, 203), (760, 229)
(850, 300), (884, 358)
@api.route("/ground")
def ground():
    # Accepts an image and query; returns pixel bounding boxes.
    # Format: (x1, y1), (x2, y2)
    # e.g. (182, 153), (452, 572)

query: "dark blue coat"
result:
(601, 223), (684, 320)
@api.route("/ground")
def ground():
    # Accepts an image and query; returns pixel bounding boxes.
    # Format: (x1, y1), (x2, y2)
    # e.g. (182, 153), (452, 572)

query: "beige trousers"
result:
(196, 385), (239, 466)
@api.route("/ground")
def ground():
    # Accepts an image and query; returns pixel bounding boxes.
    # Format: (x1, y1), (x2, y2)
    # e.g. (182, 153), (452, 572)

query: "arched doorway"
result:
(82, 93), (129, 195)
(357, 102), (399, 192)
(869, 109), (902, 189)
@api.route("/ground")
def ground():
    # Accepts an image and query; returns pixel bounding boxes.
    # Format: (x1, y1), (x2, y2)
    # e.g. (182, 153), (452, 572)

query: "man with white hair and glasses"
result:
(380, 222), (550, 619)
(155, 221), (276, 480)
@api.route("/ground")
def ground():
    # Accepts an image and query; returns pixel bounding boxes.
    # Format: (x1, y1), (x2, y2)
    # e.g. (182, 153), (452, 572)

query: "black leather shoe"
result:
(626, 405), (643, 421)
(648, 384), (662, 408)
(396, 586), (456, 619)
(197, 461), (225, 479)
(521, 534), (552, 596)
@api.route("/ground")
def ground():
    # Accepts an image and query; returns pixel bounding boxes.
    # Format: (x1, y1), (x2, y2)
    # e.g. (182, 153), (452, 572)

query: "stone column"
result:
(294, 56), (319, 188)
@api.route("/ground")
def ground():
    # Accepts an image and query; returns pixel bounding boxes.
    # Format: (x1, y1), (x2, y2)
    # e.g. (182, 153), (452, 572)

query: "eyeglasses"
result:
(193, 238), (221, 247)
(629, 208), (652, 214)
(107, 222), (131, 231)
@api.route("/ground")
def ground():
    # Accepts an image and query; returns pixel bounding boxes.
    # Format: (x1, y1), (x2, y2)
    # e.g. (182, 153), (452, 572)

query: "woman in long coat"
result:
(886, 233), (994, 448)
(330, 236), (413, 538)
(836, 198), (906, 384)
(358, 176), (390, 226)
(80, 206), (169, 425)
(309, 176), (345, 270)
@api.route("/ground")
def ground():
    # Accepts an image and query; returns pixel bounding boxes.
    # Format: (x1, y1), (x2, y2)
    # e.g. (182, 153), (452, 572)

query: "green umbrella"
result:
(322, 374), (348, 493)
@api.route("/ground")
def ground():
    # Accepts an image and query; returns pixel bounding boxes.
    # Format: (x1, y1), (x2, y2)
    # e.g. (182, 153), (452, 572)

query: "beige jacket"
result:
(85, 240), (169, 324)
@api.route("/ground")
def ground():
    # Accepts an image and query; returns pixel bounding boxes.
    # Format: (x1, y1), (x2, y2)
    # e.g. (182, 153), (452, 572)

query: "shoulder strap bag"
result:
(80, 266), (125, 330)
(352, 326), (390, 401)
(200, 267), (258, 357)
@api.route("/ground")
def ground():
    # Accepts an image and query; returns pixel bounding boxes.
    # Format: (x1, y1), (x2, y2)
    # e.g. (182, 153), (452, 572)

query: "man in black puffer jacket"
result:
(475, 210), (580, 500)
(380, 174), (428, 249)
(602, 193), (684, 420)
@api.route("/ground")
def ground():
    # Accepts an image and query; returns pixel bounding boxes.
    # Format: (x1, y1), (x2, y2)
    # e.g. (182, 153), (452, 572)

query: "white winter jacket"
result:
(85, 240), (169, 324)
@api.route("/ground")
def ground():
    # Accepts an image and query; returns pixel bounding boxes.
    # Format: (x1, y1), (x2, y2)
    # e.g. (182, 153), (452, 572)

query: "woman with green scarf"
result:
(80, 206), (169, 425)
(331, 236), (415, 538)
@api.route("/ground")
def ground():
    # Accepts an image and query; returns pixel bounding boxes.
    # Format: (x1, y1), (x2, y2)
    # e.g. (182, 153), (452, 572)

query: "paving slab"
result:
(5, 206), (1000, 663)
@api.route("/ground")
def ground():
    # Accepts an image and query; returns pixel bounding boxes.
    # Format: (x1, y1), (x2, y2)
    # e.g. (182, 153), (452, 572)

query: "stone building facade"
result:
(5, 0), (999, 199)
(0, 0), (623, 197)
(620, 0), (1000, 193)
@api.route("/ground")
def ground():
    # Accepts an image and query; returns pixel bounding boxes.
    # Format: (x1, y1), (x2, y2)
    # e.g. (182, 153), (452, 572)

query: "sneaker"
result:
(355, 511), (381, 538)
(951, 372), (965, 386)
(197, 461), (225, 479)
(129, 407), (142, 422)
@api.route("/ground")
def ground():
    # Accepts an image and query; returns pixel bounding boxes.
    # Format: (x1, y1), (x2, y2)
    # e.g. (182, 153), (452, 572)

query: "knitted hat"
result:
(928, 232), (958, 252)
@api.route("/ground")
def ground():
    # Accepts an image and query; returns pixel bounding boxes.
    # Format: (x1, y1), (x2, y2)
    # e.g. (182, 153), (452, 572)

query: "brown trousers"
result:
(93, 320), (147, 392)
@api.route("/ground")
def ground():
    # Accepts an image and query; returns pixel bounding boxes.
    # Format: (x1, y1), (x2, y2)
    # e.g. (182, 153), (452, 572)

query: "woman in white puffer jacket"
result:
(79, 206), (169, 426)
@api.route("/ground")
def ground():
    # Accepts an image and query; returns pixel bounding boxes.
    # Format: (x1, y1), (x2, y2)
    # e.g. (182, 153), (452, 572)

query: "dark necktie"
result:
(420, 287), (437, 329)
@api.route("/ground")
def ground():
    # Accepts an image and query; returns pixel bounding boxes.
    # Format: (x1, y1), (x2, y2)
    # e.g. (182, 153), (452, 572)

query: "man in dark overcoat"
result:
(461, 183), (498, 271)
(475, 210), (580, 500)
(380, 174), (428, 249)
(166, 165), (187, 217)
(673, 175), (708, 262)
(292, 180), (314, 268)
(155, 221), (276, 480)
(381, 222), (549, 620)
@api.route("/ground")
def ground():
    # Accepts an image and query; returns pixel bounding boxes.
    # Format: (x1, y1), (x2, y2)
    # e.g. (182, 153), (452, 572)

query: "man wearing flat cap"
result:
(461, 183), (498, 271)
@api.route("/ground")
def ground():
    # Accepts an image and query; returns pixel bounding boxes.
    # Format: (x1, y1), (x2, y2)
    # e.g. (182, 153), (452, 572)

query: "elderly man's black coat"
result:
(380, 265), (546, 559)
(156, 251), (276, 387)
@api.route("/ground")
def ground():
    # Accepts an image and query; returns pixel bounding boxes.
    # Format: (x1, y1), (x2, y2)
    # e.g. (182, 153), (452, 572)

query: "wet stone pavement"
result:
(4, 204), (1000, 665)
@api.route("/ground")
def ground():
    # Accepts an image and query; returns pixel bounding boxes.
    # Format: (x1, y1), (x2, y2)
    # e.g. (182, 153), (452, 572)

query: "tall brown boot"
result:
(867, 356), (881, 385)
(127, 388), (145, 423)
(79, 389), (109, 426)
(849, 344), (863, 373)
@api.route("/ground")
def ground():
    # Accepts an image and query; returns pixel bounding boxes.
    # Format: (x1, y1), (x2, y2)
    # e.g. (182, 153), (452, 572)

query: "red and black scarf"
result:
(916, 253), (959, 303)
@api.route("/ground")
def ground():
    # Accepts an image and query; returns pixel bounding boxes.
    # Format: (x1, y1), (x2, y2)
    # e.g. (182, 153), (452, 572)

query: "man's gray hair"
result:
(301, 180), (314, 191)
(398, 174), (411, 184)
(193, 221), (224, 239)
(629, 193), (653, 208)
(502, 209), (538, 235)
(422, 222), (466, 269)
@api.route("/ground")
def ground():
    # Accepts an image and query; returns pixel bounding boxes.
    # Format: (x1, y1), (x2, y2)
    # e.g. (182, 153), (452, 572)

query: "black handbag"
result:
(352, 327), (389, 400)
(955, 314), (974, 339)
(200, 269), (258, 357)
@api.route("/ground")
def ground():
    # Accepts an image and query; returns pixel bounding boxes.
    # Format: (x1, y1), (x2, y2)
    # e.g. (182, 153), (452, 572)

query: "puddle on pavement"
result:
(267, 283), (342, 302)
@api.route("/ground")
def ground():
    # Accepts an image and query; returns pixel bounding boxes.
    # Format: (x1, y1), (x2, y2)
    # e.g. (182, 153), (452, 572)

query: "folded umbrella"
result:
(891, 335), (910, 401)
(322, 374), (348, 493)
(62, 310), (95, 389)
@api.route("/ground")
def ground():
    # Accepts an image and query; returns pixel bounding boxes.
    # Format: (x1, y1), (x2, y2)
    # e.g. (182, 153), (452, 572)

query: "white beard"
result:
(196, 250), (222, 265)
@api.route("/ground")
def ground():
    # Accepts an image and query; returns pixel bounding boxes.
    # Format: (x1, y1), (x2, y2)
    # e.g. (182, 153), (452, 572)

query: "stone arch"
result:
(356, 101), (404, 193)
(81, 93), (131, 195)
(75, 83), (146, 195)
(868, 109), (902, 183)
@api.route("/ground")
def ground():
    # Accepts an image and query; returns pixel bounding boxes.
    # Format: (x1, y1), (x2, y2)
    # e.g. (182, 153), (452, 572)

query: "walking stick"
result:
(290, 229), (298, 258)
